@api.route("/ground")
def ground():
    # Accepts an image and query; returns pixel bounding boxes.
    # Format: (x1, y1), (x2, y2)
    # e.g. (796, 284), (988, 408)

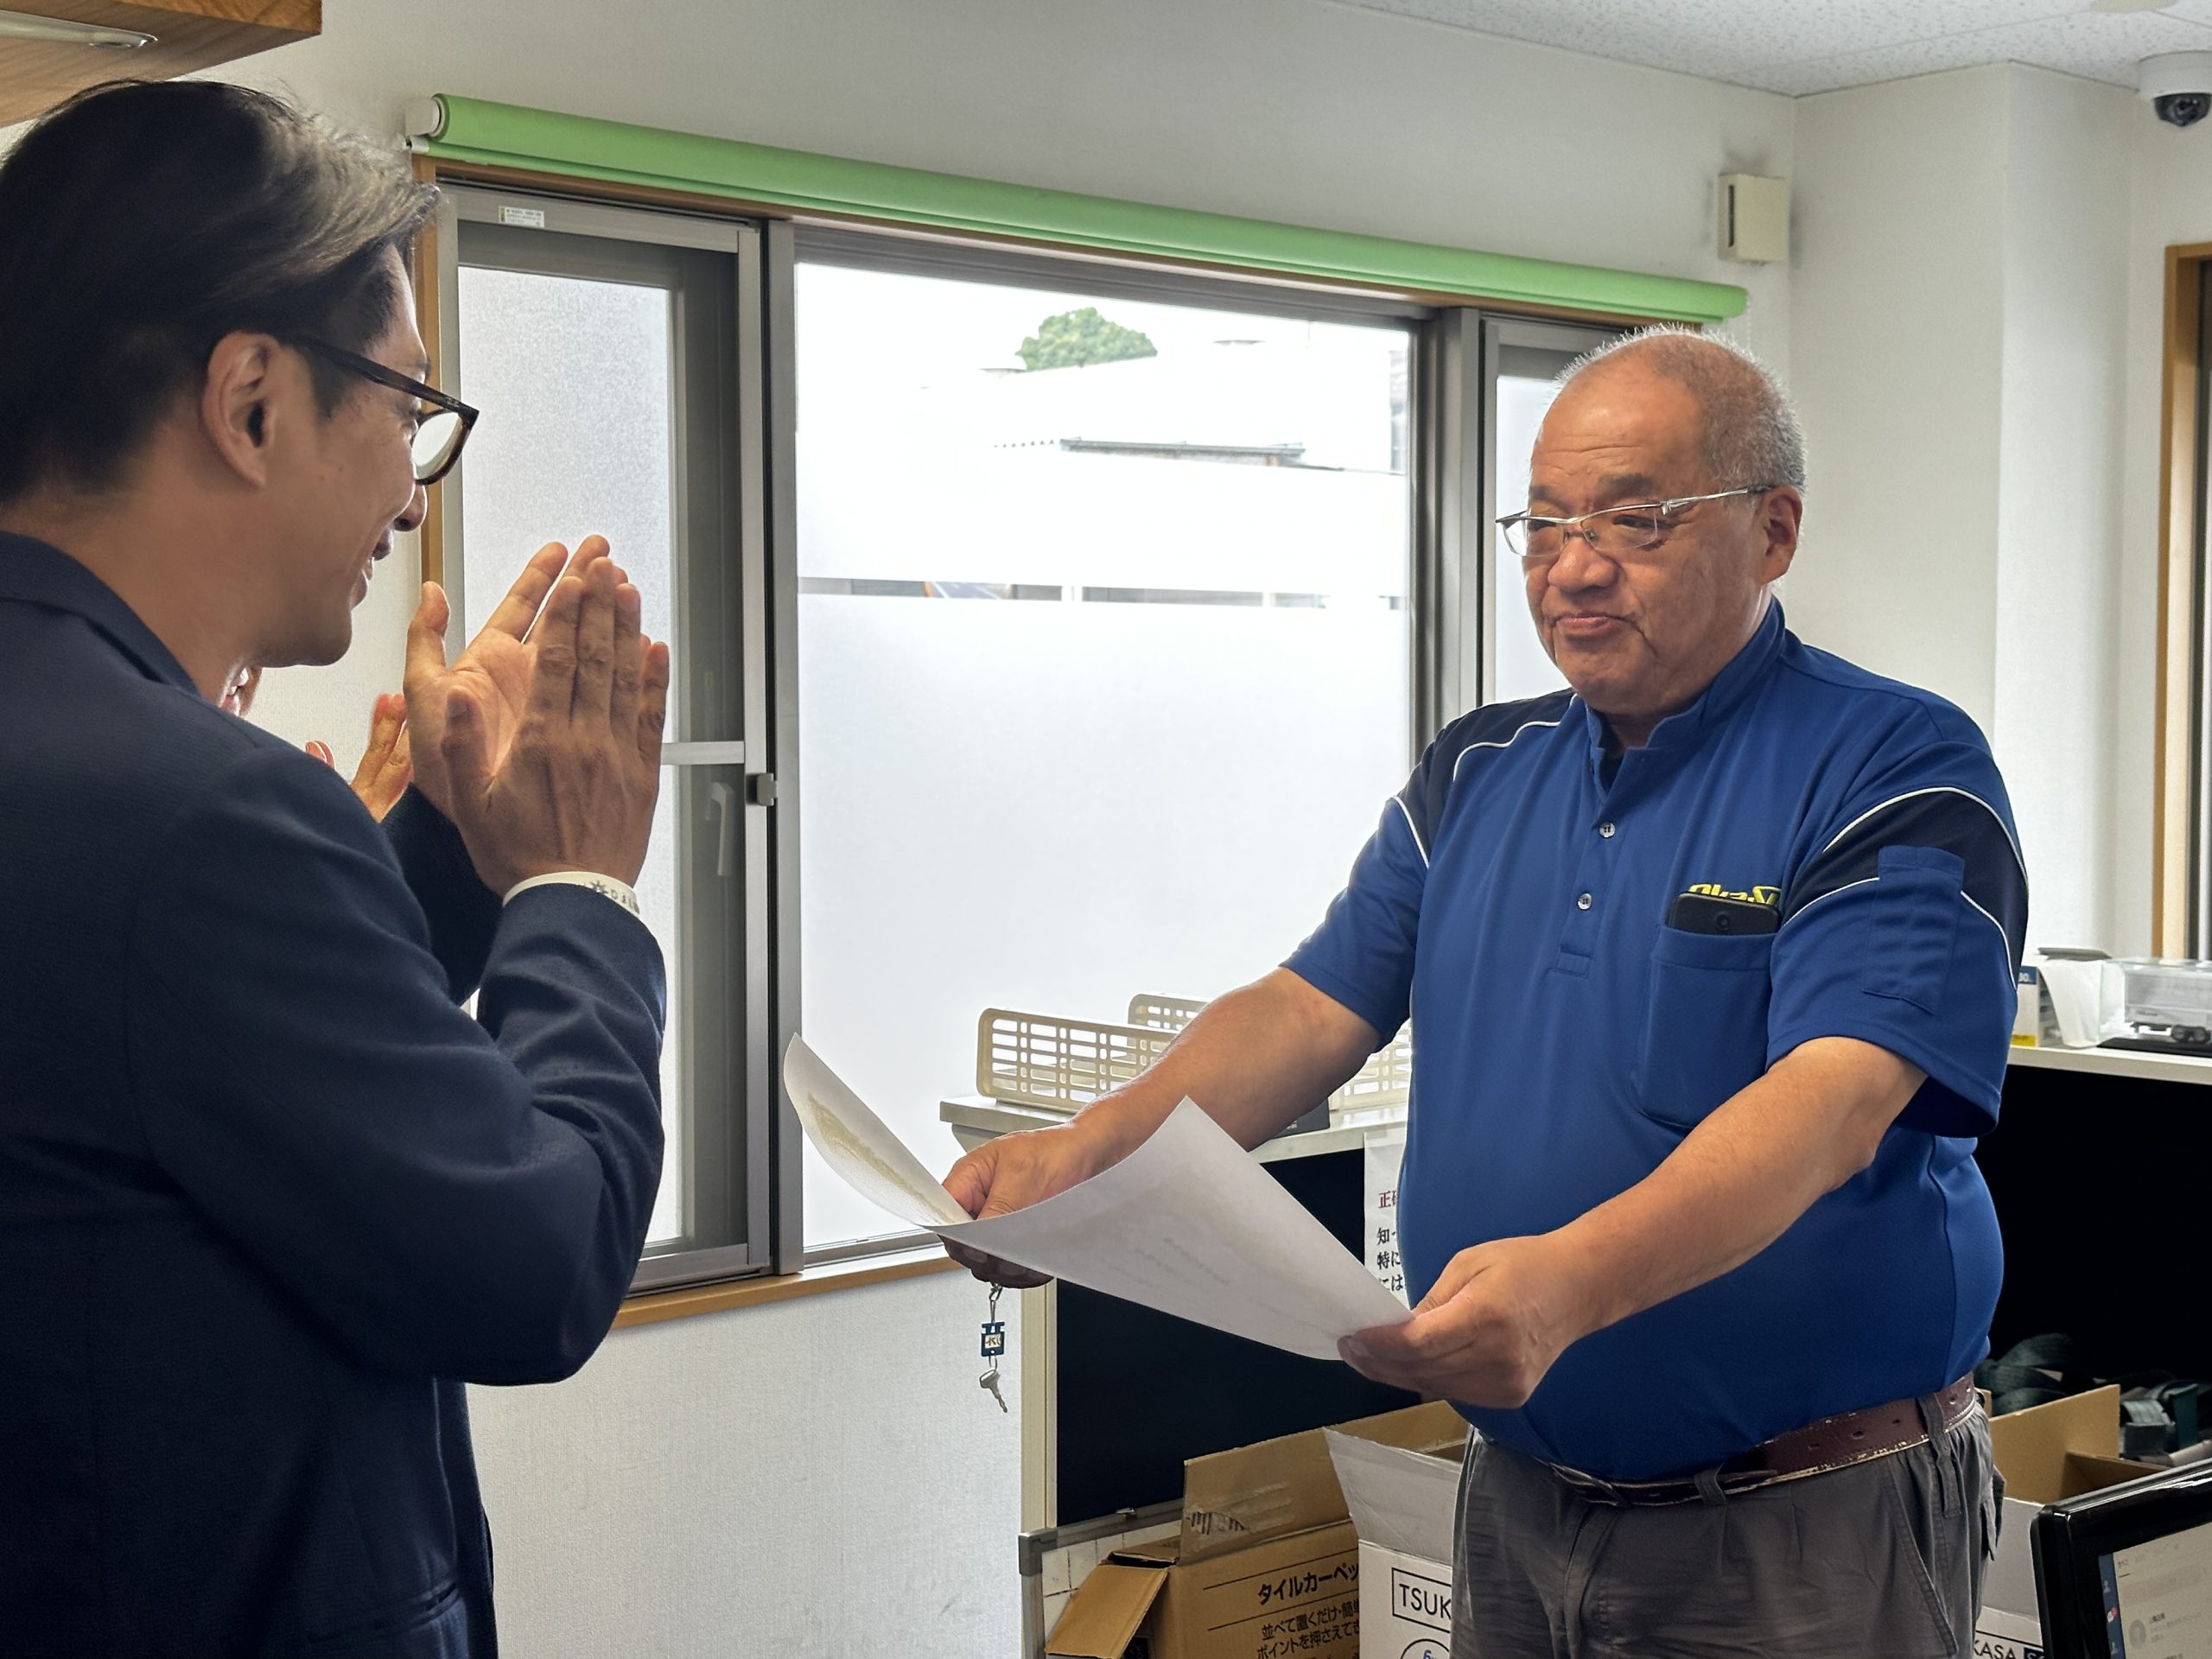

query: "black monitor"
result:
(2033, 1461), (2212, 1657)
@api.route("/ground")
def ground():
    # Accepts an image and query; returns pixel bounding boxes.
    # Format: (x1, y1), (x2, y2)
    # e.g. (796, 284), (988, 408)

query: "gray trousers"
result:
(1452, 1408), (1999, 1657)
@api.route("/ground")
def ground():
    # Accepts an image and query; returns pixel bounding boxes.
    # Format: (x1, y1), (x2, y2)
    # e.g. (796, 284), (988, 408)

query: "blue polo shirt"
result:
(1286, 603), (2026, 1481)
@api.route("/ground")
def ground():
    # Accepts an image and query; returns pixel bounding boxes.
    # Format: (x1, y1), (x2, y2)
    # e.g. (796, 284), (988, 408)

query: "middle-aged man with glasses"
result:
(950, 328), (2024, 1656)
(0, 81), (670, 1656)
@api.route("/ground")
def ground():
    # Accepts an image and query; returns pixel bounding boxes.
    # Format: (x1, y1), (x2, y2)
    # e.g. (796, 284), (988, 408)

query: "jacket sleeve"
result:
(379, 786), (501, 1002)
(123, 747), (666, 1384)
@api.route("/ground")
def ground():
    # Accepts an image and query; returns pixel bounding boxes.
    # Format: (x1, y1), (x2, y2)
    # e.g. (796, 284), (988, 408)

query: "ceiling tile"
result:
(1767, 7), (2212, 94)
(1331, 0), (2212, 95)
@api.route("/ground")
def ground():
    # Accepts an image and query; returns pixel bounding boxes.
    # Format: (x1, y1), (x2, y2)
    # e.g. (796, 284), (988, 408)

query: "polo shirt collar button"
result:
(1599, 822), (1617, 838)
(1576, 893), (1593, 911)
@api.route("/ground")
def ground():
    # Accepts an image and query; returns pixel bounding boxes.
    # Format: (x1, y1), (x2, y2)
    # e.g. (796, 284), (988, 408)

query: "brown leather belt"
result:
(1540, 1375), (1980, 1507)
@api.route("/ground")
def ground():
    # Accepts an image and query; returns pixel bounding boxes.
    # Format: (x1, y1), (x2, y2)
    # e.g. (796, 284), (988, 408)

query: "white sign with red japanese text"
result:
(1364, 1128), (1408, 1307)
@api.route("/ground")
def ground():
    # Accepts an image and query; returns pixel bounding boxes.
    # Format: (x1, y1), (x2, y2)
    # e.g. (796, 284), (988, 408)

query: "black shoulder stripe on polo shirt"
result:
(1399, 689), (1576, 864)
(1782, 786), (2028, 962)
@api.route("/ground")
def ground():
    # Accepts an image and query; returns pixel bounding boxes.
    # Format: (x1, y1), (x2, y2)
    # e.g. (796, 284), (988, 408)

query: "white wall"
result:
(1992, 71), (2133, 950)
(1789, 67), (2010, 731)
(2119, 104), (2212, 954)
(191, 3), (1795, 1656)
(466, 1265), (1019, 1658)
(1790, 64), (2137, 950)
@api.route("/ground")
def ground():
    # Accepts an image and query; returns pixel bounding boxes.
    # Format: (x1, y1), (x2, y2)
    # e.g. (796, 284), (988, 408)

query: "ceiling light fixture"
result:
(0, 9), (155, 48)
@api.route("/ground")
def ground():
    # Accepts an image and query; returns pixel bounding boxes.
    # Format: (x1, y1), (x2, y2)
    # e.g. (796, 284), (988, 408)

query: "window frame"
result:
(1471, 316), (1627, 711)
(430, 185), (779, 1292)
(412, 163), (1683, 1293)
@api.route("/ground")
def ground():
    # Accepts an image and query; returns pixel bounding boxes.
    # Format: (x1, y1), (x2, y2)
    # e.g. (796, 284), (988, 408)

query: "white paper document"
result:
(783, 1037), (972, 1228)
(782, 1036), (1411, 1360)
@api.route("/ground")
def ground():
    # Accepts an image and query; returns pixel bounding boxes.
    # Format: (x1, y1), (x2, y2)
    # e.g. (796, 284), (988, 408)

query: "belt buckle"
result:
(1546, 1462), (1698, 1508)
(1713, 1464), (1791, 1498)
(1545, 1462), (1631, 1506)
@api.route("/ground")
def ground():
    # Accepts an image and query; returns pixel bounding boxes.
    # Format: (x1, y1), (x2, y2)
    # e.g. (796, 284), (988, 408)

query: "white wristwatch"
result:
(503, 871), (643, 918)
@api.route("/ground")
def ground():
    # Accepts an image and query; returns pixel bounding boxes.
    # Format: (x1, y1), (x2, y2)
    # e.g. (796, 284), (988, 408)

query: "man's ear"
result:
(1758, 486), (1803, 583)
(199, 332), (285, 488)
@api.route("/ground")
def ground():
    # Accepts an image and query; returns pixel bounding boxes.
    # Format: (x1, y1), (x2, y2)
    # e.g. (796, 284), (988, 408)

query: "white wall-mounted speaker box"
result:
(1719, 173), (1789, 264)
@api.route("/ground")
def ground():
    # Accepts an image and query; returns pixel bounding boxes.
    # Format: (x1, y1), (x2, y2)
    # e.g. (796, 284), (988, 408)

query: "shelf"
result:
(0, 2), (320, 129)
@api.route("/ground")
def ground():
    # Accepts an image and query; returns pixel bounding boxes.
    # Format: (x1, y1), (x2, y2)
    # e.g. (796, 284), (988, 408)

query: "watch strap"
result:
(502, 870), (643, 919)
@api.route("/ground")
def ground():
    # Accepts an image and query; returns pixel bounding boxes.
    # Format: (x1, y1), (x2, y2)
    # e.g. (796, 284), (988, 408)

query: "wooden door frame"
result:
(408, 155), (448, 588)
(2154, 243), (2212, 954)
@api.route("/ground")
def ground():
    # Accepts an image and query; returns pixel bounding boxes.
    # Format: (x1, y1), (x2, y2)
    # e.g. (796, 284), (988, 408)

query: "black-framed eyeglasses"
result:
(294, 336), (479, 486)
(1499, 484), (1777, 563)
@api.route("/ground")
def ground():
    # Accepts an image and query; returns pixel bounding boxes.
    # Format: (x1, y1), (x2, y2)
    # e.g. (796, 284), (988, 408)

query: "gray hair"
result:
(1556, 326), (1806, 492)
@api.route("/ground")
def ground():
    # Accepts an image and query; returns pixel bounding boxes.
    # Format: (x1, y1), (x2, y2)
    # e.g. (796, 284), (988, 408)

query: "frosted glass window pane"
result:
(1491, 374), (1570, 705)
(795, 264), (1411, 1249)
(454, 268), (679, 729)
(455, 264), (686, 1246)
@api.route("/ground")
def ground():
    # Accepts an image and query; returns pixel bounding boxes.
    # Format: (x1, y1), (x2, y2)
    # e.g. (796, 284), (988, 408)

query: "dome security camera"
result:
(2141, 51), (2212, 128)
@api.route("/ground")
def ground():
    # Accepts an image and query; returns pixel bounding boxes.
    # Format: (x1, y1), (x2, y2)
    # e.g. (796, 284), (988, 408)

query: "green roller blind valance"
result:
(410, 95), (1746, 325)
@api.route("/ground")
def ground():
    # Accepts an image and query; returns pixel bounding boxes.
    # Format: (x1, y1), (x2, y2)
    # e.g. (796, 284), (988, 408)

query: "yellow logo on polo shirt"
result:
(1686, 883), (1781, 906)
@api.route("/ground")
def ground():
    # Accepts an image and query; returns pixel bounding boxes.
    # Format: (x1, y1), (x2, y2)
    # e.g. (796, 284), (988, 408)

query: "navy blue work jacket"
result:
(1289, 603), (2026, 1481)
(0, 534), (665, 1656)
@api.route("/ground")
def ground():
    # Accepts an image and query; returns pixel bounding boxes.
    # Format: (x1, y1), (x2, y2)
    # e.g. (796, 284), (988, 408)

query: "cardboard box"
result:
(1325, 1408), (1466, 1659)
(1978, 1386), (2163, 1657)
(1057, 1388), (2159, 1658)
(1048, 1402), (1466, 1659)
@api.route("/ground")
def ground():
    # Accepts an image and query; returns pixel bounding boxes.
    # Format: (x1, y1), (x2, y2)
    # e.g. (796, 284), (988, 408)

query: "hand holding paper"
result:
(783, 1036), (1410, 1362)
(940, 1120), (1117, 1290)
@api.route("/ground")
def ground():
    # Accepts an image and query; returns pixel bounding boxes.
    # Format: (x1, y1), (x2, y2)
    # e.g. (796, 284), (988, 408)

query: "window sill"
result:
(613, 1242), (963, 1329)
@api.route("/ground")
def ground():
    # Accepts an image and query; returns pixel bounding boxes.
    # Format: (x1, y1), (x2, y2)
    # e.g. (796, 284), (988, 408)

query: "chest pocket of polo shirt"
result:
(1636, 925), (1775, 1131)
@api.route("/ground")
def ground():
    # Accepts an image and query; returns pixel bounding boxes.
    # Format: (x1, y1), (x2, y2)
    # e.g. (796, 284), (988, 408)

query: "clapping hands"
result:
(404, 537), (671, 893)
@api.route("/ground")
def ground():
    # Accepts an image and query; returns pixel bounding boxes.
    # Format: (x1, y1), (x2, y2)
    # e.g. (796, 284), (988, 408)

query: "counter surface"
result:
(2004, 1042), (2212, 1085)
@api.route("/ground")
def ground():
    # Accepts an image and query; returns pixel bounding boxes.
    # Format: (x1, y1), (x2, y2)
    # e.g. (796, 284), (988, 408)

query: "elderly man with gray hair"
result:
(950, 328), (2024, 1655)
